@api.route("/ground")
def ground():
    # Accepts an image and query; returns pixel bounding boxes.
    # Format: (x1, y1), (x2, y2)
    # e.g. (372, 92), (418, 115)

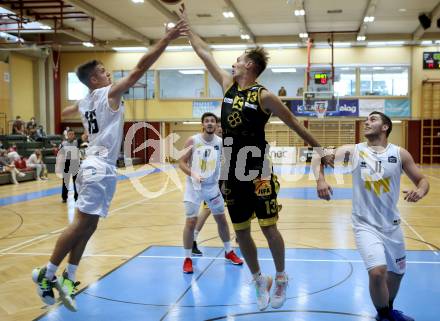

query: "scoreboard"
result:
(423, 52), (440, 69)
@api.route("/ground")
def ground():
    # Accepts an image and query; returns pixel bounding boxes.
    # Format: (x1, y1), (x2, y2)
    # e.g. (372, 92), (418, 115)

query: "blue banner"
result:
(283, 99), (359, 117)
(192, 101), (221, 118)
(384, 99), (410, 117)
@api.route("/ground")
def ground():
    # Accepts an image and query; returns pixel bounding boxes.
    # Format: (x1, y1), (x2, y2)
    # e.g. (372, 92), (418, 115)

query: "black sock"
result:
(377, 306), (392, 318)
(389, 299), (394, 311)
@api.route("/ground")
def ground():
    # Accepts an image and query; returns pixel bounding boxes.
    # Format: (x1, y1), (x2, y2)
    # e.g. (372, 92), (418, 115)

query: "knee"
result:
(369, 266), (387, 284)
(235, 228), (251, 243)
(186, 217), (197, 230)
(261, 225), (279, 241)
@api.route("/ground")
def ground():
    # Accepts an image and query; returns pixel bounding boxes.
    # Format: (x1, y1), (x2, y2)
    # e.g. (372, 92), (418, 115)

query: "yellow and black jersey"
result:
(221, 82), (271, 177)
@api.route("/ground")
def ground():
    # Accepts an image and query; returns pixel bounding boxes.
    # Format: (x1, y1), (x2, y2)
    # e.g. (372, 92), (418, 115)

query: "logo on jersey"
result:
(254, 179), (272, 197)
(388, 156), (397, 163)
(227, 111), (242, 128)
(364, 177), (391, 196)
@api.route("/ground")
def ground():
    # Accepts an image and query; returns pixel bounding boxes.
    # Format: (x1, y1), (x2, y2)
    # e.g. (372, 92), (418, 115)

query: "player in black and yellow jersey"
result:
(179, 4), (333, 311)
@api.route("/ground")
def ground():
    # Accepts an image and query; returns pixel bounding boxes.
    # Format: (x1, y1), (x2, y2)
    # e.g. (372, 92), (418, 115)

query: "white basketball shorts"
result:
(75, 157), (117, 218)
(184, 180), (224, 217)
(354, 224), (406, 274)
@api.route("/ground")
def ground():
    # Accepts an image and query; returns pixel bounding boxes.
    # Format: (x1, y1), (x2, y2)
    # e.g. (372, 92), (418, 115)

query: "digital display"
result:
(423, 52), (440, 69)
(314, 73), (328, 84)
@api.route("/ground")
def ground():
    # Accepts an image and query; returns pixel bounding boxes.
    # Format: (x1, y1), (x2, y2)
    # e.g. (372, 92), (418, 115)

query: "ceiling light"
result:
(112, 47), (148, 52)
(210, 44), (249, 50)
(333, 42), (351, 48)
(179, 70), (205, 75)
(166, 45), (193, 51)
(262, 43), (298, 49)
(435, 40), (440, 44)
(39, 25), (52, 30)
(357, 35), (366, 41)
(367, 41), (387, 47)
(294, 9), (305, 16)
(166, 22), (176, 29)
(271, 68), (297, 73)
(398, 8), (407, 12)
(364, 16), (375, 22)
(299, 32), (308, 38)
(131, 0), (144, 3)
(82, 42), (94, 47)
(240, 34), (250, 40)
(222, 11), (234, 18)
(373, 67), (385, 70)
(421, 40), (433, 45)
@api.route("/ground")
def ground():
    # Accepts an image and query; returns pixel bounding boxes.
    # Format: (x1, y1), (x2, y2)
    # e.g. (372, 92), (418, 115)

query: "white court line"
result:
(2, 252), (439, 264)
(0, 185), (179, 255)
(424, 174), (440, 181)
(400, 216), (439, 256)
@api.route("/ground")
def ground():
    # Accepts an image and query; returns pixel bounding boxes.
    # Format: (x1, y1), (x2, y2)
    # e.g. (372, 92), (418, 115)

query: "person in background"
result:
(12, 116), (25, 135)
(0, 149), (25, 184)
(59, 129), (80, 203)
(277, 86), (287, 96)
(27, 149), (48, 181)
(27, 117), (38, 138)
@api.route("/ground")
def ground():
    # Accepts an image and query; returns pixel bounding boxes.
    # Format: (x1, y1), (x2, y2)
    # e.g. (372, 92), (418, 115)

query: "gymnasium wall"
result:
(0, 61), (9, 132)
(59, 46), (437, 122)
(9, 53), (36, 121)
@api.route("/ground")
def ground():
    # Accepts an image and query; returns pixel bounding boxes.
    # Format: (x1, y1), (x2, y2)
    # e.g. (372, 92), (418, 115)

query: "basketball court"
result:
(1, 0), (440, 320)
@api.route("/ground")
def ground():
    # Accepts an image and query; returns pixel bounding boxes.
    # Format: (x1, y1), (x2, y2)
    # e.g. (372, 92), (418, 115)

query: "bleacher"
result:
(0, 134), (63, 185)
(1, 134), (145, 185)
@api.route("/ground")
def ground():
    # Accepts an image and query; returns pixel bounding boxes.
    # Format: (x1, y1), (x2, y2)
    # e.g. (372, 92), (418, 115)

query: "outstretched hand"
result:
(165, 18), (189, 41)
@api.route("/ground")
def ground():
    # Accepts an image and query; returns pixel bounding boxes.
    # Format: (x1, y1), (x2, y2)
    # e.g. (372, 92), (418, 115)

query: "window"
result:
(67, 72), (89, 100)
(159, 70), (205, 99)
(334, 67), (356, 96)
(360, 66), (408, 96)
(208, 68), (232, 98)
(112, 70), (154, 100)
(258, 67), (305, 97)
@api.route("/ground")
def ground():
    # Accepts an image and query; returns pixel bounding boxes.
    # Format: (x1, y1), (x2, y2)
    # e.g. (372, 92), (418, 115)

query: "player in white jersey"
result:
(31, 21), (187, 311)
(179, 113), (243, 274)
(317, 111), (429, 321)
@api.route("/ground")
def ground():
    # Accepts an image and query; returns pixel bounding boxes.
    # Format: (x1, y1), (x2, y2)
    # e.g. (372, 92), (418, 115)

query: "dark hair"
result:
(245, 47), (269, 76)
(67, 129), (75, 133)
(76, 60), (102, 87)
(369, 111), (392, 137)
(201, 112), (218, 123)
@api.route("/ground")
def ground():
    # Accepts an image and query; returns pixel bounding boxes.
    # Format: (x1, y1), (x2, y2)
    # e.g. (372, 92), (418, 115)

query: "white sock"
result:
(45, 262), (58, 280)
(224, 241), (232, 253)
(66, 263), (78, 282)
(184, 248), (192, 258)
(252, 271), (262, 281)
(193, 230), (199, 242)
(276, 271), (287, 280)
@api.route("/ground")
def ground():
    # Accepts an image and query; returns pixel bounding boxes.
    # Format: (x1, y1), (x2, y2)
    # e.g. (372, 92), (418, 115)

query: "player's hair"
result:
(369, 111), (392, 137)
(245, 47), (269, 76)
(201, 112), (218, 123)
(76, 60), (102, 87)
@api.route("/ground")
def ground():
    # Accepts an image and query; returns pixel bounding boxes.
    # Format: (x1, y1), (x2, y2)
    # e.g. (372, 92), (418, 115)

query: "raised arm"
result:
(400, 148), (429, 202)
(260, 90), (334, 167)
(61, 102), (79, 118)
(179, 4), (232, 91)
(108, 20), (187, 109)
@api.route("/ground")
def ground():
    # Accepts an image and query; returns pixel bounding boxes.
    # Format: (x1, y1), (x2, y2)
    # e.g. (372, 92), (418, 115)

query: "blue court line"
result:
(0, 165), (174, 207)
(278, 187), (352, 200)
(0, 164), (351, 207)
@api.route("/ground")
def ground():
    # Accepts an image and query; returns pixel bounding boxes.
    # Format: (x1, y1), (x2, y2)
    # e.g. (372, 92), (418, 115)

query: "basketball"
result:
(159, 0), (181, 4)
